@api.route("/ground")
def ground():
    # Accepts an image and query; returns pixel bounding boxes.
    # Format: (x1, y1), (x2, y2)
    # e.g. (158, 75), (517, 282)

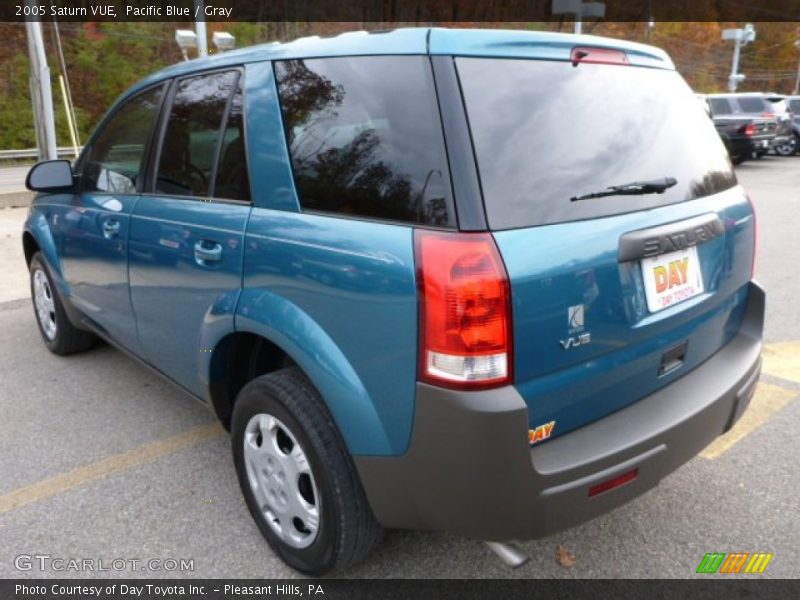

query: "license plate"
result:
(641, 246), (704, 313)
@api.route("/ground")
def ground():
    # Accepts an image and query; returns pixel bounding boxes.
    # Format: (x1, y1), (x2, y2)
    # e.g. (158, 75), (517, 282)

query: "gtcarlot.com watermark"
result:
(14, 554), (194, 573)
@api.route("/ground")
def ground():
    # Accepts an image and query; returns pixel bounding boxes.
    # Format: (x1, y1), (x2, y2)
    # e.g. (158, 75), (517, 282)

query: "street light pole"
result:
(194, 0), (208, 58)
(723, 24), (756, 93)
(552, 1), (605, 35)
(793, 40), (800, 96)
(25, 8), (57, 161)
(729, 35), (742, 92)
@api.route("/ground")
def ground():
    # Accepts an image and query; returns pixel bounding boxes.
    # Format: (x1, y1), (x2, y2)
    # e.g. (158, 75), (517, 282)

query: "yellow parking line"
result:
(701, 382), (796, 459)
(762, 340), (800, 384)
(0, 422), (225, 515)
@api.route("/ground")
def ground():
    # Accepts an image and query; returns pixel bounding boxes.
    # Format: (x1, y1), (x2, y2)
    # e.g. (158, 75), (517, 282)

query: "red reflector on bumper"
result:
(588, 468), (638, 497)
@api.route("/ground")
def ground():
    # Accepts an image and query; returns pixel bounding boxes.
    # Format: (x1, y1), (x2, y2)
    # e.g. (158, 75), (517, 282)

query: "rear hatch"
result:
(456, 54), (756, 441)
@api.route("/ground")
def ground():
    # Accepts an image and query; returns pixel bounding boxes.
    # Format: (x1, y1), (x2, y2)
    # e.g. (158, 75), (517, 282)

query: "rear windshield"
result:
(736, 96), (768, 113)
(457, 58), (736, 230)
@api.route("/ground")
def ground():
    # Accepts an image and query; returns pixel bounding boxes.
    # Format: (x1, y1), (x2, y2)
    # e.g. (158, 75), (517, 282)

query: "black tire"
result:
(731, 153), (747, 165)
(29, 252), (96, 355)
(774, 137), (797, 157)
(231, 367), (382, 575)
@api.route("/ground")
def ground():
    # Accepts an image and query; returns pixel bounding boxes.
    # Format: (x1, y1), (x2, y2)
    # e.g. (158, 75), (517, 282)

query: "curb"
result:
(0, 191), (33, 209)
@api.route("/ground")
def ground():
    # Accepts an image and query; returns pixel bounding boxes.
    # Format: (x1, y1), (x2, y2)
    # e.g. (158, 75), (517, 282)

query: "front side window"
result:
(274, 56), (455, 227)
(82, 85), (164, 194)
(155, 70), (244, 199)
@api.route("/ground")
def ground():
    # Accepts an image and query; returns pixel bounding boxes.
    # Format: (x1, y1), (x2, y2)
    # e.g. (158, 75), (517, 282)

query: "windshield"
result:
(457, 58), (737, 230)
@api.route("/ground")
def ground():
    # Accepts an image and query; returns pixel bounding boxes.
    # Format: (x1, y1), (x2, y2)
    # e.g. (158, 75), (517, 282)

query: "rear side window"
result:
(457, 58), (736, 230)
(82, 85), (164, 194)
(155, 70), (250, 201)
(709, 98), (732, 115)
(790, 99), (800, 113)
(274, 56), (455, 227)
(213, 84), (250, 201)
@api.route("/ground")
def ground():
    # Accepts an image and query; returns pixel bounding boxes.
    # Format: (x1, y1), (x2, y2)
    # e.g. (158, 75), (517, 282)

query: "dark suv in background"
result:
(785, 95), (800, 153)
(764, 93), (797, 156)
(706, 93), (778, 163)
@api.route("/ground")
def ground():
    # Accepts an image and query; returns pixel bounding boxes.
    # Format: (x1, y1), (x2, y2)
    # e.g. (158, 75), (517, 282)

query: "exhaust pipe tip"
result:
(485, 541), (530, 568)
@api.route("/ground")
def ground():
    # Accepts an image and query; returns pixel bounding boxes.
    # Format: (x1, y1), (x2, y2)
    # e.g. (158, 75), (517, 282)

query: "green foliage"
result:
(0, 53), (36, 148)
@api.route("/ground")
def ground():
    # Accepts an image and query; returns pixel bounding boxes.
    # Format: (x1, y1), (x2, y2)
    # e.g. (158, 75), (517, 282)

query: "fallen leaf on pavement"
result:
(555, 544), (575, 568)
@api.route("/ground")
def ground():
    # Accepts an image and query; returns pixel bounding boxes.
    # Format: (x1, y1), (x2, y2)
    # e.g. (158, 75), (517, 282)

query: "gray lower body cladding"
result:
(354, 281), (764, 541)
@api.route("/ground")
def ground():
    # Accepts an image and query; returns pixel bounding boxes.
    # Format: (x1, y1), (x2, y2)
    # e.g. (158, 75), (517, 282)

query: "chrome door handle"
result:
(102, 219), (120, 239)
(194, 240), (222, 264)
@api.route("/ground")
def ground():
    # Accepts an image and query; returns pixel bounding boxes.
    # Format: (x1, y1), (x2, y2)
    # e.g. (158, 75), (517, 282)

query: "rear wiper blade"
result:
(570, 177), (678, 202)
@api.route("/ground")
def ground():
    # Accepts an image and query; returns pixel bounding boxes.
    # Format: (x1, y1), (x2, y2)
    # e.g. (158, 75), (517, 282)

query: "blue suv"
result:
(22, 28), (763, 575)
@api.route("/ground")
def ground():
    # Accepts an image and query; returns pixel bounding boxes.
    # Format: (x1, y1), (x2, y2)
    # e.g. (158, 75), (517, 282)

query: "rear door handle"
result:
(101, 218), (120, 239)
(194, 240), (222, 265)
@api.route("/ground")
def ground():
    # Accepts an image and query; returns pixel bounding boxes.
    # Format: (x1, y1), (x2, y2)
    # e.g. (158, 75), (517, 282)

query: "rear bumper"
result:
(770, 134), (793, 147)
(355, 281), (764, 541)
(728, 136), (770, 155)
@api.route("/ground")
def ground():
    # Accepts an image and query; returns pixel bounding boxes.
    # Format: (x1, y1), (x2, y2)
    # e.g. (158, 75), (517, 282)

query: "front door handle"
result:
(194, 240), (223, 265)
(101, 218), (120, 239)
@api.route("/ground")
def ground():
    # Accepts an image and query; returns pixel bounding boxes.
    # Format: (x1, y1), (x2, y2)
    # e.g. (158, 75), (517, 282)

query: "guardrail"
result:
(0, 147), (82, 161)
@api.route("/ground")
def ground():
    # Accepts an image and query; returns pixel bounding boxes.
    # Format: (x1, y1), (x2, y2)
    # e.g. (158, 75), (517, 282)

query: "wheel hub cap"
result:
(243, 413), (320, 548)
(32, 269), (57, 340)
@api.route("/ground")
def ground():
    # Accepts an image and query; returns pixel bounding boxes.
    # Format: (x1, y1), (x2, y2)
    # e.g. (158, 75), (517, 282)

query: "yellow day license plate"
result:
(641, 246), (704, 313)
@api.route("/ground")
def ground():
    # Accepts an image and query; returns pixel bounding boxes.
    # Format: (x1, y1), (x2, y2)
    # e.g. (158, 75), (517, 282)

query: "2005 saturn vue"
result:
(22, 28), (763, 575)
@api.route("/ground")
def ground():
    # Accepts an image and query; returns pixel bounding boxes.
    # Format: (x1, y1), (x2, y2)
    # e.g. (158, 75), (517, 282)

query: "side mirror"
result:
(26, 160), (75, 192)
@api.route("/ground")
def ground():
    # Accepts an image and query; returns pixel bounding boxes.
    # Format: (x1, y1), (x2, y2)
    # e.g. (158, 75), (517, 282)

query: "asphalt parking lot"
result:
(0, 157), (798, 579)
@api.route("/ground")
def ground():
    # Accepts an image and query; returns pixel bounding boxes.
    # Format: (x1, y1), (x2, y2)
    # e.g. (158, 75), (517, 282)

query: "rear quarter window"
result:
(274, 56), (455, 227)
(457, 58), (736, 230)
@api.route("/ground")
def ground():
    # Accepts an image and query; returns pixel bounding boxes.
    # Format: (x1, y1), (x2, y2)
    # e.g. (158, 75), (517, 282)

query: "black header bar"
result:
(3, 0), (800, 22)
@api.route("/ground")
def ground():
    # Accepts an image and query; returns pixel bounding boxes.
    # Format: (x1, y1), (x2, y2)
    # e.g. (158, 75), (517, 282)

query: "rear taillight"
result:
(415, 231), (513, 389)
(744, 123), (756, 136)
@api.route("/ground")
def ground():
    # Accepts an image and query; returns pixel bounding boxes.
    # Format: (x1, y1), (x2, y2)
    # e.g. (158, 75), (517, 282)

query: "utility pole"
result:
(52, 20), (80, 156)
(25, 4), (57, 161)
(194, 0), (208, 57)
(722, 24), (756, 93)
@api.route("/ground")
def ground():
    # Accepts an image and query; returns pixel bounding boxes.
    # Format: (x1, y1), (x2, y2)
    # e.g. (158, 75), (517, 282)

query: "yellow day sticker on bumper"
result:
(529, 421), (556, 445)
